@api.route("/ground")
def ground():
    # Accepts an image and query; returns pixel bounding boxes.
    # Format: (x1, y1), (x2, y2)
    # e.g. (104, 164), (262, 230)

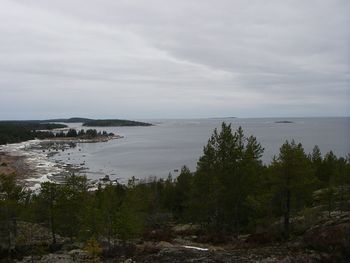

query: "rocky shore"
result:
(0, 134), (123, 190)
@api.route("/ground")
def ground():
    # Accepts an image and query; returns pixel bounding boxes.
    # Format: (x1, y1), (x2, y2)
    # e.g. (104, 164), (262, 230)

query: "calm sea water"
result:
(49, 117), (350, 182)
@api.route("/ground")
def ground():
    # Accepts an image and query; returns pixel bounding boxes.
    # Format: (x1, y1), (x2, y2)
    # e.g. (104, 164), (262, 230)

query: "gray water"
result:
(50, 117), (350, 182)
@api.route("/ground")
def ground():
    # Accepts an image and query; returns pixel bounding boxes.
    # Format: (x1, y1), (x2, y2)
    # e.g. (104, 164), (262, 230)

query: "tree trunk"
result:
(49, 186), (56, 244)
(284, 189), (290, 239)
(340, 185), (344, 214)
(50, 211), (56, 244)
(328, 188), (332, 218)
(234, 201), (240, 237)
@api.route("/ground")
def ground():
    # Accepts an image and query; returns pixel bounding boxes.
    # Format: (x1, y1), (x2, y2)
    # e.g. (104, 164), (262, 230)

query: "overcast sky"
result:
(0, 0), (349, 120)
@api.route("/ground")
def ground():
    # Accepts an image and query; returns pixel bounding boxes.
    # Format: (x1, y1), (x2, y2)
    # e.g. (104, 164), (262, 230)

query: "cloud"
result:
(0, 0), (349, 119)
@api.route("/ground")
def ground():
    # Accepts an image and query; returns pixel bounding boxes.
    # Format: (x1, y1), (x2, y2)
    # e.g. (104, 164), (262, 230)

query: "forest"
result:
(82, 119), (152, 127)
(0, 122), (113, 145)
(0, 122), (67, 145)
(0, 123), (349, 261)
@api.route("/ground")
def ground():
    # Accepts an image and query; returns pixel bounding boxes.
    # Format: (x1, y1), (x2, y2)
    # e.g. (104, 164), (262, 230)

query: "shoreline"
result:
(0, 135), (123, 190)
(41, 134), (123, 144)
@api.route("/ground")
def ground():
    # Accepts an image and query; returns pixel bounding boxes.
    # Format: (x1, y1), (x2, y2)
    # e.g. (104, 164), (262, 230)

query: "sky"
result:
(0, 0), (349, 120)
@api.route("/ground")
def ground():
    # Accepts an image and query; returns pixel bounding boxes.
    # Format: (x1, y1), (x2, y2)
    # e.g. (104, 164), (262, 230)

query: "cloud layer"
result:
(1, 0), (349, 119)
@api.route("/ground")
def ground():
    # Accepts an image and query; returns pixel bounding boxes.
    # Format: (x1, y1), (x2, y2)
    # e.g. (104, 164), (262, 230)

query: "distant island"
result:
(208, 117), (236, 119)
(41, 117), (153, 127)
(275, 120), (294, 124)
(82, 119), (153, 127)
(43, 117), (93, 123)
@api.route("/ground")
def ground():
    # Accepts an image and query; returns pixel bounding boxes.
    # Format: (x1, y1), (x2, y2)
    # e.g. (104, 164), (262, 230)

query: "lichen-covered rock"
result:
(17, 253), (73, 263)
(68, 248), (93, 261)
(303, 214), (350, 259)
(279, 253), (330, 263)
(142, 247), (250, 263)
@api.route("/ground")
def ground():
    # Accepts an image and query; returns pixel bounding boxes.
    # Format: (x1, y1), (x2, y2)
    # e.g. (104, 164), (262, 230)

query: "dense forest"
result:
(0, 123), (349, 261)
(0, 122), (114, 145)
(39, 129), (115, 140)
(0, 122), (67, 145)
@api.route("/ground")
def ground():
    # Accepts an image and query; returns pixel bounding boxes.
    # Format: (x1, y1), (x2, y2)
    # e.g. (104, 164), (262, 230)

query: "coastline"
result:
(0, 135), (122, 190)
(0, 140), (66, 190)
(41, 134), (123, 143)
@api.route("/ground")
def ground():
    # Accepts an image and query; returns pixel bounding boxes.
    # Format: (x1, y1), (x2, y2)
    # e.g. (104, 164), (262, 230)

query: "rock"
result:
(17, 253), (73, 263)
(172, 224), (200, 235)
(136, 240), (175, 256)
(304, 221), (350, 255)
(279, 253), (331, 263)
(155, 241), (174, 249)
(303, 213), (350, 262)
(119, 259), (136, 263)
(136, 241), (161, 255)
(142, 247), (249, 263)
(245, 233), (274, 245)
(68, 249), (93, 261)
(258, 256), (278, 263)
(61, 241), (84, 251)
(15, 221), (67, 246)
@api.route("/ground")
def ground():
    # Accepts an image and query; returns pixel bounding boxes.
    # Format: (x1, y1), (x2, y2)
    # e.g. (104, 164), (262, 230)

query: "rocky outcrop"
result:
(16, 249), (94, 263)
(303, 213), (350, 260)
(11, 213), (350, 262)
(142, 246), (249, 263)
(18, 254), (73, 263)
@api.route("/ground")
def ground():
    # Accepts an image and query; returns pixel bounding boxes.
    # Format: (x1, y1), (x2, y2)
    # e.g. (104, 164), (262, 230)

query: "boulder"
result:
(303, 217), (350, 259)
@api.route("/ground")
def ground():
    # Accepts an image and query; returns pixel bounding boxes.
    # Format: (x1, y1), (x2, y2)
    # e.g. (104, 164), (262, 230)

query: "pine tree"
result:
(190, 122), (264, 235)
(174, 166), (193, 220)
(35, 182), (59, 244)
(272, 140), (315, 239)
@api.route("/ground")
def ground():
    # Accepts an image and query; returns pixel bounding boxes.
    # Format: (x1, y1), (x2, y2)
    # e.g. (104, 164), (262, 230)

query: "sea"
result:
(45, 117), (350, 182)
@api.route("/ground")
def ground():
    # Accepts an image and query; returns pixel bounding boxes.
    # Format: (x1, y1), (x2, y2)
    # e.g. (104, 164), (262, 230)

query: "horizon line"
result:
(0, 115), (349, 122)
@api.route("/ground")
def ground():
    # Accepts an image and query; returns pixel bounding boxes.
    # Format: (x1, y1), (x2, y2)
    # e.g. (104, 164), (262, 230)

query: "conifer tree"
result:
(272, 140), (315, 238)
(191, 122), (264, 235)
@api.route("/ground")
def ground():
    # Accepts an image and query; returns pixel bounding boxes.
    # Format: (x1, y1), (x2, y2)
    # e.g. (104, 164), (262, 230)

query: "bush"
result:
(84, 238), (102, 262)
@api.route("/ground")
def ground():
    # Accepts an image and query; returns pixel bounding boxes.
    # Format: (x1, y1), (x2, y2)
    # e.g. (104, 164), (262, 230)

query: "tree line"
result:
(0, 122), (66, 145)
(0, 122), (349, 257)
(0, 122), (114, 145)
(40, 129), (115, 139)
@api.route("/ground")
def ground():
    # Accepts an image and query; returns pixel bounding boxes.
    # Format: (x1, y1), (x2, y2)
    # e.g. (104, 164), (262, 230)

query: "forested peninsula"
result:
(0, 117), (151, 145)
(1, 122), (349, 262)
